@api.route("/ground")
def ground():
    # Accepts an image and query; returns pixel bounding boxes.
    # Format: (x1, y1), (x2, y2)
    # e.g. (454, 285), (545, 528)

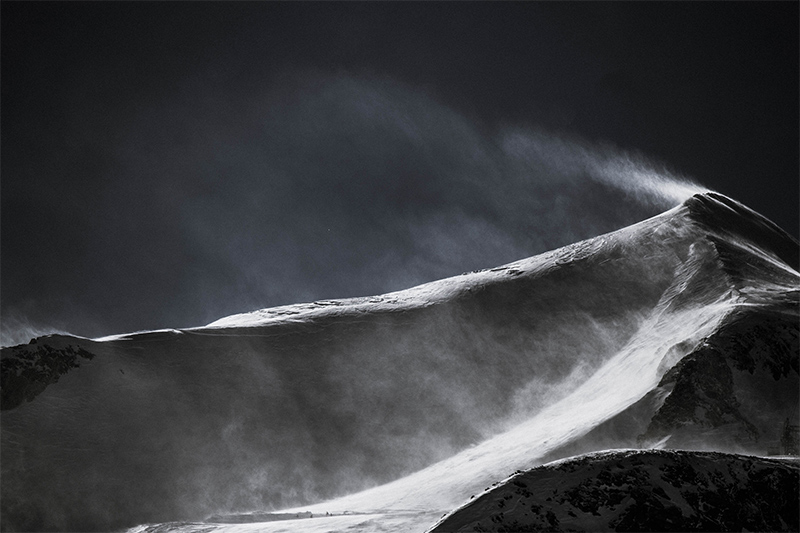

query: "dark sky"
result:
(2, 2), (798, 345)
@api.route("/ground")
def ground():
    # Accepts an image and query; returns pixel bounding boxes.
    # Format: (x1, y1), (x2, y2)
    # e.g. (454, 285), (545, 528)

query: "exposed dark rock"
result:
(0, 342), (95, 410)
(430, 450), (800, 533)
(640, 306), (798, 450)
(643, 346), (760, 444)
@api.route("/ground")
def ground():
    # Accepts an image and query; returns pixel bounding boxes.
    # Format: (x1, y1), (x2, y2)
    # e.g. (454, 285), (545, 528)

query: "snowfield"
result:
(1, 193), (797, 532)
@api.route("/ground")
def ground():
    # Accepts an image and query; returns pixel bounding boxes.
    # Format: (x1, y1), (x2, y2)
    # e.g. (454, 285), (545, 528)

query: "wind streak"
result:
(501, 128), (707, 208)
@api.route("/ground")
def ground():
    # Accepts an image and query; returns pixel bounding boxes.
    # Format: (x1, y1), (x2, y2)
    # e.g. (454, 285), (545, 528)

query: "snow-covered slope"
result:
(1, 193), (797, 532)
(428, 449), (800, 532)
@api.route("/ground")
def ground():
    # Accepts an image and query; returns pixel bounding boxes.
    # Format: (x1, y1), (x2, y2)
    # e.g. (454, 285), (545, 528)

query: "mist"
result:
(2, 72), (704, 347)
(0, 201), (712, 530)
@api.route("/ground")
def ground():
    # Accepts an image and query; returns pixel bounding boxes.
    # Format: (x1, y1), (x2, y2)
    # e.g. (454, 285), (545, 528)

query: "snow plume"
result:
(500, 128), (706, 207)
(96, 73), (705, 332)
(3, 72), (707, 344)
(0, 314), (67, 348)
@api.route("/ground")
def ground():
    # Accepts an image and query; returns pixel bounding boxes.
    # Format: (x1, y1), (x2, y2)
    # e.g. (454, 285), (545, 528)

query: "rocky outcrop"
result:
(639, 306), (798, 452)
(429, 450), (800, 532)
(0, 338), (95, 410)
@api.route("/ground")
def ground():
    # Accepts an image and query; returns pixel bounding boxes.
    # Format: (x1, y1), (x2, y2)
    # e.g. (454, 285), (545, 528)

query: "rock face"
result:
(0, 193), (797, 532)
(429, 450), (800, 533)
(638, 307), (798, 452)
(0, 339), (96, 411)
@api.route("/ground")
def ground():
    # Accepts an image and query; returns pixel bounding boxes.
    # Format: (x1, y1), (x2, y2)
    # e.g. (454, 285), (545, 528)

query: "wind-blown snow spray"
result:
(500, 128), (706, 208)
(0, 316), (68, 348)
(4, 76), (771, 533)
(3, 191), (797, 533)
(2, 73), (710, 347)
(278, 210), (741, 517)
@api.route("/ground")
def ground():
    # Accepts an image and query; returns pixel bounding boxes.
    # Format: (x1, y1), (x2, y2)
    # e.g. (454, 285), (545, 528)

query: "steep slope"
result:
(1, 193), (797, 532)
(428, 450), (800, 533)
(534, 194), (799, 464)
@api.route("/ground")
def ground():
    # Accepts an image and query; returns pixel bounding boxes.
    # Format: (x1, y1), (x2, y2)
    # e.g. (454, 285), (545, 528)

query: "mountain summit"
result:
(1, 193), (797, 532)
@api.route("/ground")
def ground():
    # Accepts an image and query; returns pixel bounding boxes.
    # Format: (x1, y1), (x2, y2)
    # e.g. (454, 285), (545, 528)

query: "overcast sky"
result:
(2, 2), (797, 345)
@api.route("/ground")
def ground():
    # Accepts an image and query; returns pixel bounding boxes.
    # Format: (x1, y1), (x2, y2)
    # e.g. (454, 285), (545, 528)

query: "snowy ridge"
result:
(685, 192), (799, 270)
(2, 193), (797, 533)
(198, 204), (684, 332)
(94, 193), (795, 337)
(202, 192), (798, 333)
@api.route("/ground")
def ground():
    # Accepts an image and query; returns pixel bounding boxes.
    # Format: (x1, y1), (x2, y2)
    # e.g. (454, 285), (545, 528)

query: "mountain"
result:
(428, 450), (800, 532)
(1, 192), (797, 532)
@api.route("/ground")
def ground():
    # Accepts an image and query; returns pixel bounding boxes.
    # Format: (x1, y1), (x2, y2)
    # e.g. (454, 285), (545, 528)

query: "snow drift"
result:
(1, 192), (797, 532)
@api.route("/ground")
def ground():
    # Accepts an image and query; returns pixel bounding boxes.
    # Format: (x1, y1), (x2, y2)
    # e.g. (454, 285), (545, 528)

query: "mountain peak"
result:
(684, 192), (799, 271)
(2, 193), (796, 533)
